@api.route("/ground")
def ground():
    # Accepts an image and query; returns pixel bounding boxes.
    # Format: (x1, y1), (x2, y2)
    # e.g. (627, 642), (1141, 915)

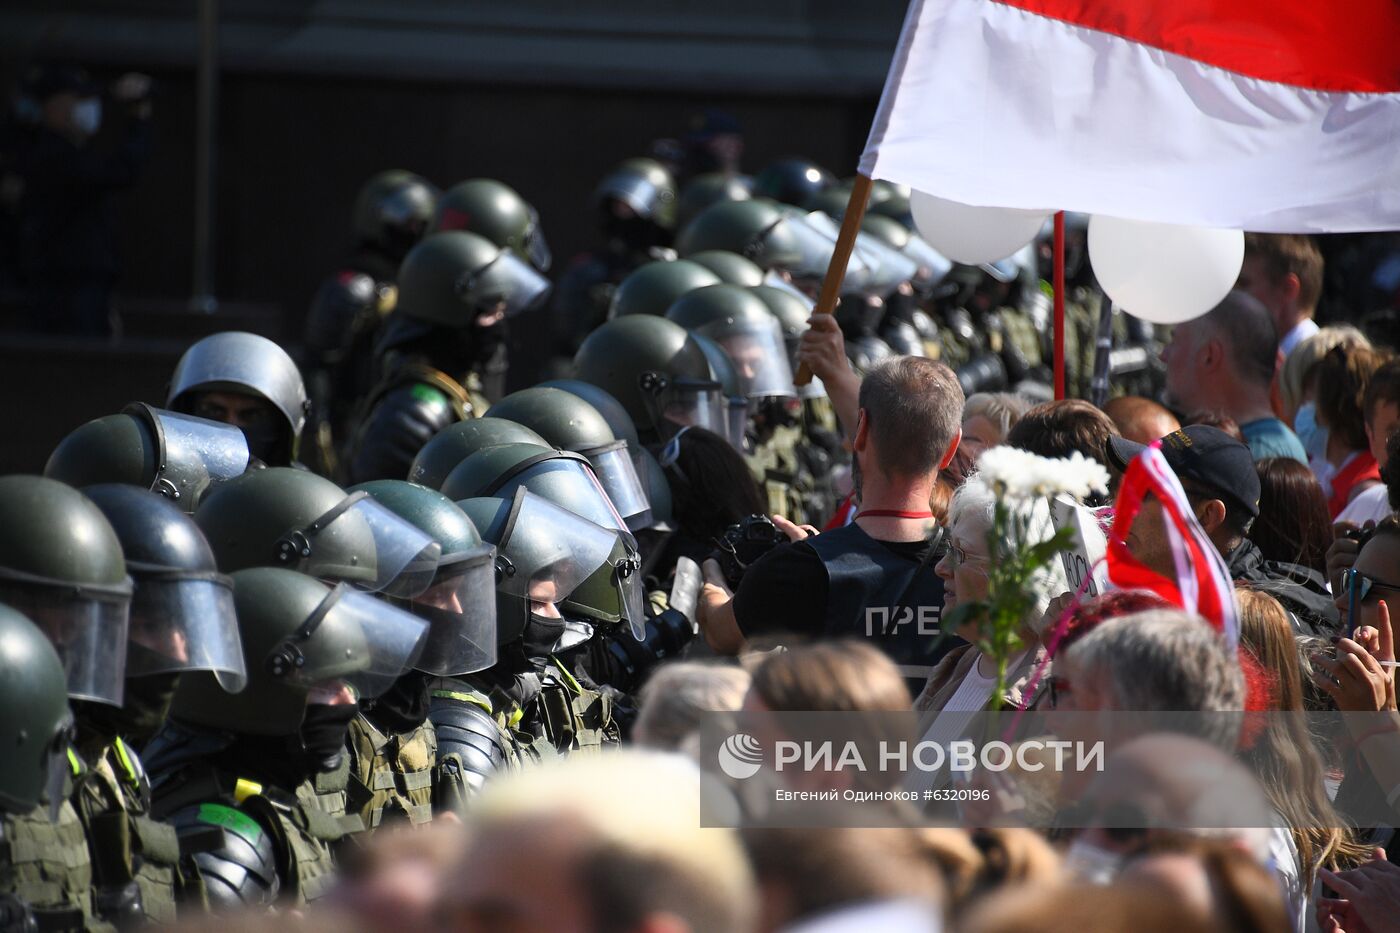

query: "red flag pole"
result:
(794, 174), (874, 387)
(1052, 210), (1066, 400)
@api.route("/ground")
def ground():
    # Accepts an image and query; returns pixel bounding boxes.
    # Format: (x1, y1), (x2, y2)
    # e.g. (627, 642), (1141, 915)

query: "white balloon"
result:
(908, 190), (1051, 265)
(1088, 216), (1244, 325)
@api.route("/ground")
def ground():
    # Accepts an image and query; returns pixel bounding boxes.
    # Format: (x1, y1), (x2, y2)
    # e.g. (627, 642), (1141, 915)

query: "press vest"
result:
(806, 523), (958, 695)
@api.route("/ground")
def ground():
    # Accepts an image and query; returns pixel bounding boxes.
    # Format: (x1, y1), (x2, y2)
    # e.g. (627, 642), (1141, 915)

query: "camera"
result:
(711, 513), (786, 589)
(590, 608), (696, 696)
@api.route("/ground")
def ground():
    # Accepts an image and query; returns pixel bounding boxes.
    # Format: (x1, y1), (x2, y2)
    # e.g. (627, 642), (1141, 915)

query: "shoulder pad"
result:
(429, 695), (508, 789)
(166, 802), (280, 911)
(346, 383), (462, 484)
(305, 271), (379, 354)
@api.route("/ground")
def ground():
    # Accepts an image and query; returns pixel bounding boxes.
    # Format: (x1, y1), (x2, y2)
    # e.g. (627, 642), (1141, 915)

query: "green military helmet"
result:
(172, 568), (429, 736)
(572, 316), (726, 442)
(537, 379), (641, 451)
(349, 481), (497, 676)
(0, 476), (133, 707)
(166, 331), (309, 467)
(593, 157), (678, 230)
(676, 200), (837, 284)
(396, 230), (551, 329)
(195, 467), (441, 598)
(432, 178), (551, 272)
(676, 173), (753, 230)
(667, 284), (796, 400)
(867, 187), (913, 228)
(352, 169), (438, 260)
(440, 442), (629, 540)
(609, 259), (721, 319)
(407, 418), (549, 491)
(485, 388), (653, 531)
(83, 484), (246, 692)
(806, 187), (851, 221)
(685, 250), (765, 287)
(751, 157), (836, 209)
(458, 490), (639, 642)
(46, 403), (251, 513)
(0, 602), (75, 815)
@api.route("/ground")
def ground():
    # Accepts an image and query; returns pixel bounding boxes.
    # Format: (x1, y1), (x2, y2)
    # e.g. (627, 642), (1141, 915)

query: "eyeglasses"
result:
(1344, 568), (1400, 605)
(946, 541), (986, 570)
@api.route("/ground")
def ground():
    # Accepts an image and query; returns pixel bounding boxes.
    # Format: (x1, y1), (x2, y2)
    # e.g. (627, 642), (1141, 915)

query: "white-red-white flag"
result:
(860, 0), (1400, 232)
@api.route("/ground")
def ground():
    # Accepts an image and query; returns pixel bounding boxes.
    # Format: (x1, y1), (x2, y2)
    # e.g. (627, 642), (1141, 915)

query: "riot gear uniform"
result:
(751, 158), (836, 209)
(343, 231), (550, 483)
(407, 418), (548, 492)
(686, 250), (765, 287)
(676, 173), (752, 230)
(147, 568), (428, 907)
(609, 259), (720, 320)
(432, 178), (550, 273)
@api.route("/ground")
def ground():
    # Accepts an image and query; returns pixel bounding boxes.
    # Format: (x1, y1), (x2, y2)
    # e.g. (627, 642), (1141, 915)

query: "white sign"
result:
(1050, 497), (1105, 598)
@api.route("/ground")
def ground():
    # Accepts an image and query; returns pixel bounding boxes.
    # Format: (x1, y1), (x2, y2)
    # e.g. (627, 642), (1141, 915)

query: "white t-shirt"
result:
(1281, 318), (1321, 358)
(1336, 482), (1392, 526)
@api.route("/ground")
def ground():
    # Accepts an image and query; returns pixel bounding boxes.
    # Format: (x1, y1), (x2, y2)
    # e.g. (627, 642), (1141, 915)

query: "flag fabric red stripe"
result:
(1106, 445), (1239, 647)
(993, 0), (1400, 93)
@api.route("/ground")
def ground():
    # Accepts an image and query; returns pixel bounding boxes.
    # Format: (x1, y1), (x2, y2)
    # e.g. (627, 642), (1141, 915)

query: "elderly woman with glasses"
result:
(913, 471), (1107, 716)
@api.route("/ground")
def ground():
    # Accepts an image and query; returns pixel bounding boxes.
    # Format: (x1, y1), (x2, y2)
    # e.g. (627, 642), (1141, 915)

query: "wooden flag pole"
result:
(794, 173), (875, 386)
(1052, 210), (1067, 400)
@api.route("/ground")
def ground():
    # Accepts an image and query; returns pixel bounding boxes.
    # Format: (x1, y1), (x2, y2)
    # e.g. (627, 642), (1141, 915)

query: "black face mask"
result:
(296, 703), (359, 772)
(364, 671), (431, 735)
(74, 672), (180, 755)
(521, 613), (567, 662)
(884, 289), (920, 323)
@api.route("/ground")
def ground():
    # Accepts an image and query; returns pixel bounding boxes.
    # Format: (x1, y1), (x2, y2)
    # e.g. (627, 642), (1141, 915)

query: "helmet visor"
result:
(585, 441), (653, 532)
(598, 173), (664, 220)
(468, 250), (552, 318)
(496, 489), (617, 614)
(0, 578), (131, 706)
(901, 233), (953, 292)
(409, 546), (499, 676)
(499, 456), (629, 538)
(126, 571), (247, 693)
(703, 319), (796, 399)
(849, 230), (920, 298)
(280, 493), (443, 598)
(133, 406), (251, 511)
(727, 398), (751, 451)
(270, 585), (429, 700)
(524, 208), (552, 272)
(660, 382), (728, 439)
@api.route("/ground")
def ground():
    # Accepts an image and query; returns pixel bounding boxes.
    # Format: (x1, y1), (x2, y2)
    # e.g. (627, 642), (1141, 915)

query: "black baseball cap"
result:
(1107, 425), (1261, 518)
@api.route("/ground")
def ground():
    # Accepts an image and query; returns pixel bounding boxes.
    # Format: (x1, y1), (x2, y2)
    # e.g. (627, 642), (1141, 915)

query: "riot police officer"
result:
(0, 475), (133, 932)
(675, 173), (752, 231)
(303, 170), (438, 476)
(144, 569), (429, 908)
(45, 403), (251, 513)
(552, 158), (678, 356)
(343, 230), (550, 484)
(0, 603), (88, 933)
(407, 418), (549, 492)
(431, 489), (623, 797)
(166, 332), (310, 468)
(751, 157), (836, 209)
(342, 480), (498, 831)
(75, 485), (247, 925)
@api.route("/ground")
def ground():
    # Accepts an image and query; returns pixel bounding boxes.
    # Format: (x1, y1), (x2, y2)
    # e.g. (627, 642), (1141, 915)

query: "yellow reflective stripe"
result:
(66, 748), (82, 776)
(430, 689), (493, 713)
(113, 738), (140, 789)
(507, 707), (524, 728)
(550, 656), (582, 695)
(234, 778), (263, 804)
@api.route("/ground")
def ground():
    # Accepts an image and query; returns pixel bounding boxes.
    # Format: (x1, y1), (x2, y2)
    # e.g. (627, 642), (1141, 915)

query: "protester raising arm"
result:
(799, 313), (862, 441)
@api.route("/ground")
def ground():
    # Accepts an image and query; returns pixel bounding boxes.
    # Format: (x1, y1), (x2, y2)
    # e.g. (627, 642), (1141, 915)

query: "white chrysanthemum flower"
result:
(974, 446), (1109, 503)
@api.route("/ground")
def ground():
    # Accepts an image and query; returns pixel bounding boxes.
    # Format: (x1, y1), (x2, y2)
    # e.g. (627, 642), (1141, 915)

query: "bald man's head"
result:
(1103, 397), (1181, 446)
